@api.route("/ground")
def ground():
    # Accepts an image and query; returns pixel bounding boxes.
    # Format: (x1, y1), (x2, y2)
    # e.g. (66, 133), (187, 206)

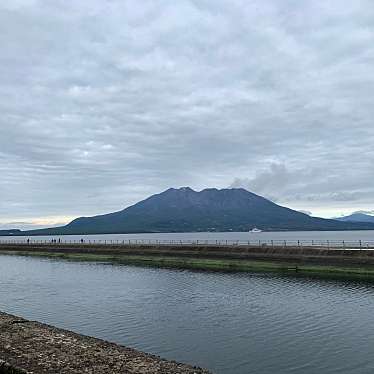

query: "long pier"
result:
(1, 243), (374, 278)
(0, 238), (373, 249)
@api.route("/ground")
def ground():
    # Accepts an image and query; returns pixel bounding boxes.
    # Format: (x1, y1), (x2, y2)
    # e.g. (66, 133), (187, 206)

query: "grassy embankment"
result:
(2, 248), (374, 281)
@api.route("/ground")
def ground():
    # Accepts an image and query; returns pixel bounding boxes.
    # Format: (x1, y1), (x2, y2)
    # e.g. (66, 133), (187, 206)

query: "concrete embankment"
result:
(2, 243), (374, 279)
(0, 312), (211, 374)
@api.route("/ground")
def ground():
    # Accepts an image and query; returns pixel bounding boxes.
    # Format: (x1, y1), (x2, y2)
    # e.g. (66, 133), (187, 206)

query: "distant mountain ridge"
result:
(8, 187), (374, 236)
(335, 213), (374, 223)
(0, 229), (21, 235)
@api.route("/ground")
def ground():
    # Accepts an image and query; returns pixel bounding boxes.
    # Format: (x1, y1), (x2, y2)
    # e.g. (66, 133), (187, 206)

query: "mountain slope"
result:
(335, 213), (374, 223)
(0, 229), (21, 235)
(20, 187), (374, 235)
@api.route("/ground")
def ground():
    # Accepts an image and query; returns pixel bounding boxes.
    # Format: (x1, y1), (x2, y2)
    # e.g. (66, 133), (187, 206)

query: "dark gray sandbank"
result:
(0, 312), (211, 374)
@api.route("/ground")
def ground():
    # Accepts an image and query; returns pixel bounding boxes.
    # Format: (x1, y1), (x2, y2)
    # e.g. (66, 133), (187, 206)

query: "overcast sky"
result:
(1, 0), (374, 229)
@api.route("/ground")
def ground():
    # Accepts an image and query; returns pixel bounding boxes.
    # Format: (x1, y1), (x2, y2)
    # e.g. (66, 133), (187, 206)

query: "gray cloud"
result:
(230, 161), (374, 214)
(1, 0), (374, 227)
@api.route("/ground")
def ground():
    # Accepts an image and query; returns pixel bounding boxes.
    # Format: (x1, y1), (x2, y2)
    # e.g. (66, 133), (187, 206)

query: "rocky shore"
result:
(0, 312), (211, 374)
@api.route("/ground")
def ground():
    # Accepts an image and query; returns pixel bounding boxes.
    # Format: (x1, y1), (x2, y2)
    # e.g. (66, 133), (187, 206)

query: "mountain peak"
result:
(166, 187), (252, 194)
(164, 187), (195, 194)
(178, 187), (194, 192)
(16, 187), (374, 235)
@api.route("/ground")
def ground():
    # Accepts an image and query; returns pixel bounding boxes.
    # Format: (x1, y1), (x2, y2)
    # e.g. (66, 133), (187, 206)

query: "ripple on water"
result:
(1, 255), (374, 374)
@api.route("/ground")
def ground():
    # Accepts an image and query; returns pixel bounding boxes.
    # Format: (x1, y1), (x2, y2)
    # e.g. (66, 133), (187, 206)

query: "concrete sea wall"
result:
(1, 242), (374, 267)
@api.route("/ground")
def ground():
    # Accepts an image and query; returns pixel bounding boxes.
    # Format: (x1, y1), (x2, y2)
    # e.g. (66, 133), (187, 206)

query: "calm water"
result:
(1, 230), (374, 245)
(1, 254), (374, 373)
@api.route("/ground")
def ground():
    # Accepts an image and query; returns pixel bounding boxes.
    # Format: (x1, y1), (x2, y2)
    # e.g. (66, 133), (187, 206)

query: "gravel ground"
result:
(0, 312), (211, 374)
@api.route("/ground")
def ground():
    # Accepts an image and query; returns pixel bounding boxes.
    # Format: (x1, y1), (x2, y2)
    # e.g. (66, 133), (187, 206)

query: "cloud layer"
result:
(1, 0), (374, 226)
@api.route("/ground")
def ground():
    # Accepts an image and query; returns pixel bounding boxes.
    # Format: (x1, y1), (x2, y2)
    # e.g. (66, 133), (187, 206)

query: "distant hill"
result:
(335, 213), (374, 223)
(0, 229), (21, 236)
(12, 187), (374, 236)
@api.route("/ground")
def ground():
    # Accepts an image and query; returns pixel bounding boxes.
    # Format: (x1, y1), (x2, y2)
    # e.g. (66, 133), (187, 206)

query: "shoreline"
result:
(2, 243), (374, 281)
(0, 311), (211, 374)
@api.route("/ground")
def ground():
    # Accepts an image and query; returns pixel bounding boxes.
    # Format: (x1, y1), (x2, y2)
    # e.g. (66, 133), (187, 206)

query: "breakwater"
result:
(0, 312), (210, 374)
(1, 243), (374, 279)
